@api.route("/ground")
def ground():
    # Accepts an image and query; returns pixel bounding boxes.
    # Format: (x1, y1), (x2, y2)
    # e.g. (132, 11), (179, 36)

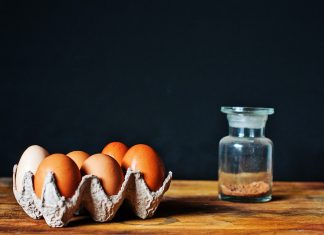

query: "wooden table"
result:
(1, 179), (324, 234)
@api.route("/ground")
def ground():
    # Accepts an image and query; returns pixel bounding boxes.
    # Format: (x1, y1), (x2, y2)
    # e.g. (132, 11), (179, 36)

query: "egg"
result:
(34, 154), (81, 198)
(15, 145), (49, 192)
(122, 144), (165, 191)
(101, 142), (128, 166)
(67, 150), (90, 169)
(81, 153), (124, 196)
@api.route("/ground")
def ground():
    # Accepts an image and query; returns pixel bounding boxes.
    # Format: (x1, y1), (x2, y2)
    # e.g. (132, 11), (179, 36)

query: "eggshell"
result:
(66, 150), (90, 169)
(122, 144), (165, 191)
(16, 145), (49, 192)
(101, 142), (128, 166)
(34, 154), (81, 198)
(81, 153), (124, 196)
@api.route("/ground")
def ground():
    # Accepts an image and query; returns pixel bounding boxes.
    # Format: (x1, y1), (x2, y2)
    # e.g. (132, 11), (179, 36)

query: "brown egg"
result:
(122, 144), (165, 191)
(101, 142), (128, 166)
(34, 154), (81, 198)
(81, 153), (124, 196)
(67, 150), (90, 169)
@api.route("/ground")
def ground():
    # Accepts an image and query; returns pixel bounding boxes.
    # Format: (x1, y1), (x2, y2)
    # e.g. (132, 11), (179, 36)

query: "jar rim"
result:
(221, 106), (274, 115)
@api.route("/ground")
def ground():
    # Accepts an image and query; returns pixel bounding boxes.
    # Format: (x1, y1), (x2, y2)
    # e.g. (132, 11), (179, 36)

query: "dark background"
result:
(1, 1), (324, 180)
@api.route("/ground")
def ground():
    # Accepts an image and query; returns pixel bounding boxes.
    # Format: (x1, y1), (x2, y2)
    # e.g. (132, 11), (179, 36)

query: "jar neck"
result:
(229, 127), (265, 137)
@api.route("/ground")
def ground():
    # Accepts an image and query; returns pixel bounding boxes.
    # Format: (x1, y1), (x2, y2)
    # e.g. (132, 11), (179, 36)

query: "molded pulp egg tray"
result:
(12, 165), (172, 227)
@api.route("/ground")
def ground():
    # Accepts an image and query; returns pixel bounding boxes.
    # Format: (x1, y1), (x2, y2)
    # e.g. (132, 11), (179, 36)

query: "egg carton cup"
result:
(13, 165), (42, 220)
(12, 164), (172, 227)
(125, 171), (173, 219)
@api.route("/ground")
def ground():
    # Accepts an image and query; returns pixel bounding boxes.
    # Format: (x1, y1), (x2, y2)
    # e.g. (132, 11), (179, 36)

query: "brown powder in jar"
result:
(220, 181), (270, 197)
(219, 172), (271, 197)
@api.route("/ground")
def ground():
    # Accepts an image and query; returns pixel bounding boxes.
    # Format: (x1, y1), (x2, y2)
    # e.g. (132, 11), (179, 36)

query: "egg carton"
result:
(12, 164), (172, 227)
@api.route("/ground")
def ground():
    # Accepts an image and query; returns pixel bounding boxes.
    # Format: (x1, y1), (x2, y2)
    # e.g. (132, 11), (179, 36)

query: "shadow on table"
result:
(68, 194), (290, 227)
(271, 195), (290, 201)
(154, 196), (234, 218)
(153, 194), (290, 218)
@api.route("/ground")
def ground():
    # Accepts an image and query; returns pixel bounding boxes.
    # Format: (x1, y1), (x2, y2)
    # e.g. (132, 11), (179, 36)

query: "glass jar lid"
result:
(221, 106), (274, 115)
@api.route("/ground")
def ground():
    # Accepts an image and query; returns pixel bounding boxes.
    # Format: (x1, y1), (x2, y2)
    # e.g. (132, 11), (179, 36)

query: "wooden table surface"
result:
(1, 178), (324, 234)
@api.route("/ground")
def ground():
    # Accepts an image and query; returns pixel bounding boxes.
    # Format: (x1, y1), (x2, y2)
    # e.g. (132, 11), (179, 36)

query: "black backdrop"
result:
(1, 1), (324, 180)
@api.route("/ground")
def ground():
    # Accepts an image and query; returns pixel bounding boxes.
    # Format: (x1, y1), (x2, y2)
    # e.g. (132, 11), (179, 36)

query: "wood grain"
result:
(1, 178), (324, 234)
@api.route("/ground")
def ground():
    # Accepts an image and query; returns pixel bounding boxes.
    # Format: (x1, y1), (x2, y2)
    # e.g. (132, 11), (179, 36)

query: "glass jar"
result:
(218, 107), (274, 202)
